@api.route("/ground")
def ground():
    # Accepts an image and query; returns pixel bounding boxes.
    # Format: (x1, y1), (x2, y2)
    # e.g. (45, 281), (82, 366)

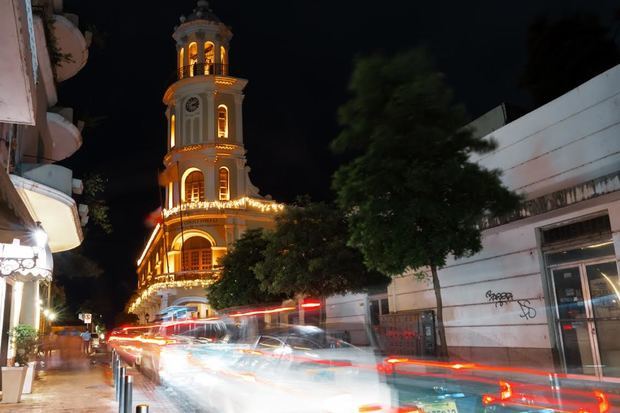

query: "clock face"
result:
(185, 97), (200, 113)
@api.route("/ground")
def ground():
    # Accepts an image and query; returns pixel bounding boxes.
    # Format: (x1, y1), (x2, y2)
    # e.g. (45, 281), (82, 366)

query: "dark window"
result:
(542, 215), (611, 247)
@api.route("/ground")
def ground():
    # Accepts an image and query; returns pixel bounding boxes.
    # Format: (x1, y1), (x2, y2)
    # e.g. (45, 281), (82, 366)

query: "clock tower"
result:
(128, 1), (283, 321)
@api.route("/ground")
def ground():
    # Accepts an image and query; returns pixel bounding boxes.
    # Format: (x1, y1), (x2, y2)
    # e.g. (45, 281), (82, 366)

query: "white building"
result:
(0, 0), (90, 376)
(327, 64), (620, 379)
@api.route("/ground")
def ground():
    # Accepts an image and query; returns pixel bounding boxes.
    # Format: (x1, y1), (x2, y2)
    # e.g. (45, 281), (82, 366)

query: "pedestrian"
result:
(80, 329), (92, 355)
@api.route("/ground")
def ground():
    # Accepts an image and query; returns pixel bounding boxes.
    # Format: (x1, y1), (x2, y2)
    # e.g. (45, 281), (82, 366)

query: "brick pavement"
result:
(0, 351), (185, 412)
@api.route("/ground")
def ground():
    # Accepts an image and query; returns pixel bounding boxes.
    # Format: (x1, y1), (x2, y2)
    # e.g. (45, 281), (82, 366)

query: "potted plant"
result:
(1, 325), (38, 402)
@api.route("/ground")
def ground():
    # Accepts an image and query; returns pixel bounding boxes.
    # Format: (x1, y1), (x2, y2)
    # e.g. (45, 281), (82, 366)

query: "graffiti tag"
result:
(517, 299), (537, 320)
(485, 290), (538, 320)
(485, 290), (514, 307)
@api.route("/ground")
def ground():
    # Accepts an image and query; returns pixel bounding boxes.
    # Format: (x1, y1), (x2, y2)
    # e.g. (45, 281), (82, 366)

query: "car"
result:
(201, 325), (395, 413)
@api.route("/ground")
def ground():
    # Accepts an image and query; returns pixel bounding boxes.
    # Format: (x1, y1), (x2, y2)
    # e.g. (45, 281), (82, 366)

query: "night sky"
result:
(56, 0), (619, 323)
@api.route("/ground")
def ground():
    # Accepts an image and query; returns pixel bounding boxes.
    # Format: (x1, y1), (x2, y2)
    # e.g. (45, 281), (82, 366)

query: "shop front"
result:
(542, 214), (620, 378)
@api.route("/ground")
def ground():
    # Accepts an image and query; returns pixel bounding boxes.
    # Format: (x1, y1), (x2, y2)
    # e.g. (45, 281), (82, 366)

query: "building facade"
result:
(355, 65), (620, 379)
(128, 1), (283, 322)
(0, 0), (89, 374)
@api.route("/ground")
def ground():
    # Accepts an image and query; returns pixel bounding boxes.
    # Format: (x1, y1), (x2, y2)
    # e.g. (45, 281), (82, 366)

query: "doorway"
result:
(550, 259), (620, 378)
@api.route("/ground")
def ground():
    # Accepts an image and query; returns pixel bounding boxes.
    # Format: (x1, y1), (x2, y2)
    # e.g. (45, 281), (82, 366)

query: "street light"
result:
(48, 312), (56, 321)
(33, 222), (48, 248)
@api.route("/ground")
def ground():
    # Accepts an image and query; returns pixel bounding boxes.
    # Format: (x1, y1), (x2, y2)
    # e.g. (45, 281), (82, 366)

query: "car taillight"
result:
(499, 380), (512, 401)
(482, 395), (495, 405)
(393, 407), (424, 413)
(595, 390), (610, 413)
(482, 380), (512, 406)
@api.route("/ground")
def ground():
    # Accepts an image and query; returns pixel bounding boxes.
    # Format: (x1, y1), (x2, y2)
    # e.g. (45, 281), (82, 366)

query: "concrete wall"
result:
(472, 65), (620, 200)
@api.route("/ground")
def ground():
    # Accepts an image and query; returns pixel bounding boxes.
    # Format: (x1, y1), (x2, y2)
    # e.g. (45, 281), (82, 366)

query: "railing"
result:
(152, 269), (220, 284)
(177, 63), (229, 80)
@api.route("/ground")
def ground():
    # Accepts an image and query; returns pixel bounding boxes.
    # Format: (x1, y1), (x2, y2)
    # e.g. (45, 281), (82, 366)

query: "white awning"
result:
(0, 241), (52, 280)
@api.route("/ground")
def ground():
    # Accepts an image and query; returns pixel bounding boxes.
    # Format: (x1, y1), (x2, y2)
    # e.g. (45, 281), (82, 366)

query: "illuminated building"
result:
(128, 1), (283, 321)
(0, 0), (90, 369)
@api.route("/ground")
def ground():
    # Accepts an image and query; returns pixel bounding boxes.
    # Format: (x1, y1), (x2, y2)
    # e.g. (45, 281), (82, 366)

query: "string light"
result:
(163, 196), (285, 218)
(128, 275), (218, 313)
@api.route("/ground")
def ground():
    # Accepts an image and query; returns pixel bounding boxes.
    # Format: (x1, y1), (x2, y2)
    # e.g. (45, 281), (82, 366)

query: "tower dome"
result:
(180, 0), (221, 24)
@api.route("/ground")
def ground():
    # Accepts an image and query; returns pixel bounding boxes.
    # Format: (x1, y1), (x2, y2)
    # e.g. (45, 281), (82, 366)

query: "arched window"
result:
(179, 47), (185, 78)
(170, 114), (176, 148)
(217, 105), (228, 138)
(204, 41), (215, 74)
(184, 170), (204, 203)
(189, 42), (198, 76)
(181, 236), (212, 271)
(168, 182), (174, 208)
(220, 46), (227, 75)
(218, 167), (230, 201)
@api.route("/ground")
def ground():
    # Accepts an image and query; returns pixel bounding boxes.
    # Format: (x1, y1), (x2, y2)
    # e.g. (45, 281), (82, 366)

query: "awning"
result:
(0, 168), (36, 244)
(0, 241), (52, 280)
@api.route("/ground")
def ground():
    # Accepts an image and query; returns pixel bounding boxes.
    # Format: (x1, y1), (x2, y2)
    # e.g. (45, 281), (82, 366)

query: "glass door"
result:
(585, 262), (620, 378)
(552, 266), (597, 376)
(552, 261), (620, 378)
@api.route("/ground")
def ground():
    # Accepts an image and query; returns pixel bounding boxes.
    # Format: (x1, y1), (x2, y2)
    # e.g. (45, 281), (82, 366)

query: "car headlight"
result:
(323, 394), (354, 413)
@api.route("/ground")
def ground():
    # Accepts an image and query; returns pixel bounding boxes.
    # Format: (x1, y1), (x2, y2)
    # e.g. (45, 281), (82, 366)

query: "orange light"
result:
(482, 395), (495, 405)
(499, 380), (512, 401)
(595, 390), (610, 413)
(451, 363), (475, 370)
(358, 404), (383, 412)
(386, 358), (409, 364)
(230, 306), (296, 318)
(301, 302), (321, 309)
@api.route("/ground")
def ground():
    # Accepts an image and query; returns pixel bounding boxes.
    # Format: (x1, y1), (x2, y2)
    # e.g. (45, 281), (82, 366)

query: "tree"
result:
(254, 199), (389, 299)
(115, 312), (139, 327)
(520, 13), (620, 106)
(82, 173), (112, 235)
(331, 49), (520, 358)
(206, 229), (284, 310)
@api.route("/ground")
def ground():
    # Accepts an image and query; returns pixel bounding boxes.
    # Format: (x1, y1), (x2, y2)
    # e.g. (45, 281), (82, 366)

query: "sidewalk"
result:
(0, 350), (184, 412)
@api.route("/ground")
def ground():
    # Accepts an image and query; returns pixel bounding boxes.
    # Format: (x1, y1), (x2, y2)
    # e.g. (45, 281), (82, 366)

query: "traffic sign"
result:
(83, 313), (92, 324)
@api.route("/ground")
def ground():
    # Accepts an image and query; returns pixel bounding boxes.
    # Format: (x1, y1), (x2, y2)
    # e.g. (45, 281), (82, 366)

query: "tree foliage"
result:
(254, 199), (389, 299)
(53, 249), (104, 280)
(332, 49), (520, 357)
(82, 173), (112, 235)
(206, 229), (284, 310)
(520, 13), (620, 106)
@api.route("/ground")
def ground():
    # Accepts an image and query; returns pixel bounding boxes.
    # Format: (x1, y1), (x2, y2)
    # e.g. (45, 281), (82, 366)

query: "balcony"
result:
(10, 171), (83, 253)
(51, 14), (89, 82)
(177, 63), (229, 80)
(20, 164), (81, 196)
(45, 111), (83, 161)
(151, 270), (219, 286)
(0, 0), (36, 124)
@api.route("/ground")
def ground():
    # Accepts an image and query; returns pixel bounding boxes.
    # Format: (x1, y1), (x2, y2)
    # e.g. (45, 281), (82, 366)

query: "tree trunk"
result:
(430, 264), (449, 360)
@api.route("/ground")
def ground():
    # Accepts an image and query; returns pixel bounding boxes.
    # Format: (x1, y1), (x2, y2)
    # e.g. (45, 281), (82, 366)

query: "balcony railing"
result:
(177, 63), (229, 80)
(151, 269), (220, 285)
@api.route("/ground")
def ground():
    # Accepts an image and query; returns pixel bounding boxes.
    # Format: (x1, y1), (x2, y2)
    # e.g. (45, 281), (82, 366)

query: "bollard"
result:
(135, 404), (149, 413)
(123, 375), (133, 413)
(112, 353), (118, 389)
(115, 360), (122, 400)
(118, 366), (126, 412)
